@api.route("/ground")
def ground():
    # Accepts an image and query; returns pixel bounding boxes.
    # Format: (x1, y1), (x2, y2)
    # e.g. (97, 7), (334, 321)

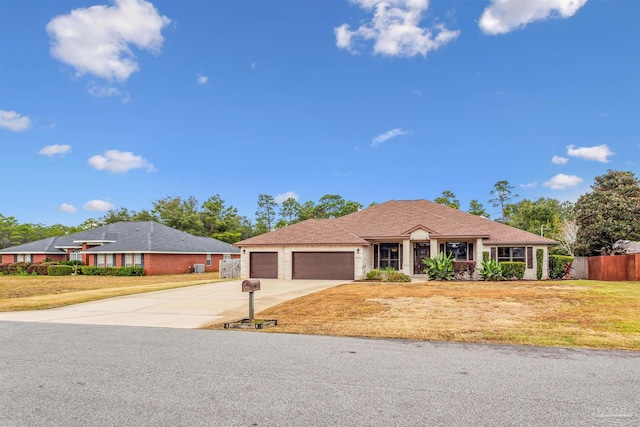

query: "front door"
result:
(413, 243), (430, 274)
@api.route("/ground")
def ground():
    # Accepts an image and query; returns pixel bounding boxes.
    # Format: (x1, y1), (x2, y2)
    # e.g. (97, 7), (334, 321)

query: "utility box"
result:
(194, 264), (205, 273)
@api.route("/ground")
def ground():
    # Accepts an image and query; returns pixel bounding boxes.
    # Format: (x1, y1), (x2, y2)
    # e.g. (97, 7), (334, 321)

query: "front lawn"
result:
(0, 272), (224, 311)
(208, 280), (640, 351)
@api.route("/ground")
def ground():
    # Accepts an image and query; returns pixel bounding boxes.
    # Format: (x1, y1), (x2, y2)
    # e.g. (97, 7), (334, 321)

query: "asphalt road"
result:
(1, 322), (638, 427)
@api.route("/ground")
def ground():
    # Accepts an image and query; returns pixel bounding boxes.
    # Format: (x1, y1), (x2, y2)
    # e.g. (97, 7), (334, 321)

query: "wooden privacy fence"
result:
(588, 254), (640, 281)
(571, 257), (589, 280)
(219, 258), (241, 279)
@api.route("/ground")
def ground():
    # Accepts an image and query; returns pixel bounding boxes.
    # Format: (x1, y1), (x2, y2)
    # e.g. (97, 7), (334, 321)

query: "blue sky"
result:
(1, 0), (638, 226)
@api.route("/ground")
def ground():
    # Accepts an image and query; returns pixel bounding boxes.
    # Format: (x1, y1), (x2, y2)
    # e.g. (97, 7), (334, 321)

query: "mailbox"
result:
(242, 279), (261, 292)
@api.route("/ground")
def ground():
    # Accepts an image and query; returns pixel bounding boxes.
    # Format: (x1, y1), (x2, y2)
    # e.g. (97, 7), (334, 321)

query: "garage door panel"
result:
(250, 252), (278, 278)
(292, 252), (354, 280)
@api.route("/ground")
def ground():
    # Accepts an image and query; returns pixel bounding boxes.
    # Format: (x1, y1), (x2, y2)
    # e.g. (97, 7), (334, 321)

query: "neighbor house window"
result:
(97, 254), (105, 267)
(70, 250), (82, 262)
(497, 247), (526, 263)
(16, 254), (32, 262)
(134, 253), (143, 267)
(106, 254), (114, 267)
(440, 242), (474, 261)
(206, 254), (212, 266)
(223, 254), (231, 260)
(124, 254), (132, 267)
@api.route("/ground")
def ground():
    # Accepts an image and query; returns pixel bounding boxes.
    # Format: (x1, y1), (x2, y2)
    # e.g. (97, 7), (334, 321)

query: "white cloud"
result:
(479, 0), (587, 35)
(520, 181), (537, 188)
(83, 200), (115, 211)
(38, 144), (71, 157)
(58, 203), (77, 213)
(88, 149), (156, 173)
(46, 0), (171, 82)
(544, 173), (583, 190)
(275, 192), (299, 204)
(552, 155), (568, 165)
(87, 82), (131, 102)
(371, 128), (409, 147)
(0, 110), (31, 132)
(43, 122), (57, 130)
(567, 144), (614, 163)
(335, 0), (460, 57)
(251, 62), (256, 70)
(196, 74), (208, 85)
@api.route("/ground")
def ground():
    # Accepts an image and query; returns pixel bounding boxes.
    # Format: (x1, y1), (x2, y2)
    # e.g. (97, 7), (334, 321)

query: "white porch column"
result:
(430, 238), (438, 257)
(402, 239), (411, 274)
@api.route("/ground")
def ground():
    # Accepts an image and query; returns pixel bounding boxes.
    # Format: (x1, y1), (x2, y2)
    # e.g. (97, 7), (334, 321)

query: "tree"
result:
(556, 219), (578, 256)
(296, 201), (317, 221)
(506, 198), (570, 239)
(255, 194), (277, 234)
(467, 200), (489, 218)
(200, 195), (245, 243)
(489, 180), (518, 221)
(100, 208), (134, 224)
(575, 170), (640, 255)
(131, 209), (158, 222)
(152, 196), (204, 235)
(434, 190), (460, 209)
(278, 197), (301, 227)
(339, 200), (362, 216)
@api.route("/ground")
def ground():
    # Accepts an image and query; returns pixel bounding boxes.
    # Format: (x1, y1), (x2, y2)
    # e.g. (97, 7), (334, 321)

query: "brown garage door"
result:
(250, 252), (278, 278)
(292, 252), (354, 280)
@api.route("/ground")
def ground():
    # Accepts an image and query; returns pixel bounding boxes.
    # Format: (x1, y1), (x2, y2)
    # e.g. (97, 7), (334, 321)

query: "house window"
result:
(70, 250), (82, 262)
(125, 254), (132, 267)
(106, 254), (114, 267)
(379, 243), (400, 270)
(206, 254), (212, 266)
(134, 253), (143, 267)
(223, 254), (231, 260)
(97, 254), (105, 267)
(498, 247), (526, 263)
(440, 242), (474, 261)
(16, 254), (32, 262)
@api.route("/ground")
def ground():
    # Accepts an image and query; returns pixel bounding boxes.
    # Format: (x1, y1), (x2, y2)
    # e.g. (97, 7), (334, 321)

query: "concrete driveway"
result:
(0, 279), (346, 329)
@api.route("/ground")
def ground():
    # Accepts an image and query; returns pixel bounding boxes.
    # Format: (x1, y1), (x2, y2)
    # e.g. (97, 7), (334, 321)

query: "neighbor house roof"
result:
(236, 200), (557, 246)
(0, 222), (240, 255)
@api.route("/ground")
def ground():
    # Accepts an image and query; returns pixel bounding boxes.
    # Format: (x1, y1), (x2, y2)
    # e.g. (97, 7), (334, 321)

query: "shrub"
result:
(453, 261), (475, 280)
(479, 259), (504, 281)
(501, 262), (525, 280)
(536, 249), (544, 280)
(482, 251), (490, 262)
(365, 268), (411, 282)
(366, 269), (384, 280)
(1, 262), (32, 275)
(423, 253), (454, 281)
(28, 262), (58, 275)
(80, 266), (144, 276)
(549, 255), (574, 279)
(48, 265), (73, 276)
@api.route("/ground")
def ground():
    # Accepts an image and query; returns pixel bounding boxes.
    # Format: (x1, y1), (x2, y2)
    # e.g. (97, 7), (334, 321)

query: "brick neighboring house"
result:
(0, 221), (240, 275)
(235, 199), (557, 281)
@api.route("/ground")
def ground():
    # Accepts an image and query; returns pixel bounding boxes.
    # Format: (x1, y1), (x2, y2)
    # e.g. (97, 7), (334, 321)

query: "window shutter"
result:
(112, 254), (117, 266)
(14, 255), (17, 263)
(121, 254), (125, 266)
(490, 247), (496, 261)
(440, 244), (445, 255)
(373, 244), (378, 269)
(469, 243), (474, 261)
(399, 244), (403, 268)
(94, 254), (97, 266)
(527, 247), (533, 269)
(140, 253), (144, 267)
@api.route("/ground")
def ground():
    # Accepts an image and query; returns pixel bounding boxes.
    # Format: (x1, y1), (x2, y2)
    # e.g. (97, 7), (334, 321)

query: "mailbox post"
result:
(241, 279), (261, 321)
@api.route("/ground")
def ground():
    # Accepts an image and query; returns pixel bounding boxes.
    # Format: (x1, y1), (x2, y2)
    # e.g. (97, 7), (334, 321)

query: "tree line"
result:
(1, 170), (638, 257)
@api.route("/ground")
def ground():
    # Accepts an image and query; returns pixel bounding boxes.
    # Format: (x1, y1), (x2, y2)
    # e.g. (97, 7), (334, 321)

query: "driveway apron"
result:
(0, 279), (346, 329)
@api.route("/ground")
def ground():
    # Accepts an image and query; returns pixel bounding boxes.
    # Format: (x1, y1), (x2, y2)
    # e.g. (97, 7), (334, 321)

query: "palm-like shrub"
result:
(422, 252), (454, 281)
(479, 259), (504, 281)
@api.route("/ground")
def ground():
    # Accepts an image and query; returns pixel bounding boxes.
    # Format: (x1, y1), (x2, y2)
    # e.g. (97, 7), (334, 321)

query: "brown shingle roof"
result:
(236, 200), (557, 246)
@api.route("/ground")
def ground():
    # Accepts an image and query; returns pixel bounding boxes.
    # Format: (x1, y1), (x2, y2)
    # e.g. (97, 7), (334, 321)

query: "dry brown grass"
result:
(209, 280), (640, 351)
(0, 272), (223, 311)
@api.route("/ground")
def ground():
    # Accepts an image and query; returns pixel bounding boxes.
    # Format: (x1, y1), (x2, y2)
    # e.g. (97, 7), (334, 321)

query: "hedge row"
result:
(500, 262), (526, 280)
(80, 266), (145, 276)
(549, 255), (574, 279)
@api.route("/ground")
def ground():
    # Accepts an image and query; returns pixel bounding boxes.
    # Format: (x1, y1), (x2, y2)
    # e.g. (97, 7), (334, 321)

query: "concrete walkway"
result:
(0, 279), (347, 329)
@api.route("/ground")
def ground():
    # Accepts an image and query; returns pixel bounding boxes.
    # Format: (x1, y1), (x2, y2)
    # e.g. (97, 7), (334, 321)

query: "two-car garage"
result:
(249, 251), (355, 280)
